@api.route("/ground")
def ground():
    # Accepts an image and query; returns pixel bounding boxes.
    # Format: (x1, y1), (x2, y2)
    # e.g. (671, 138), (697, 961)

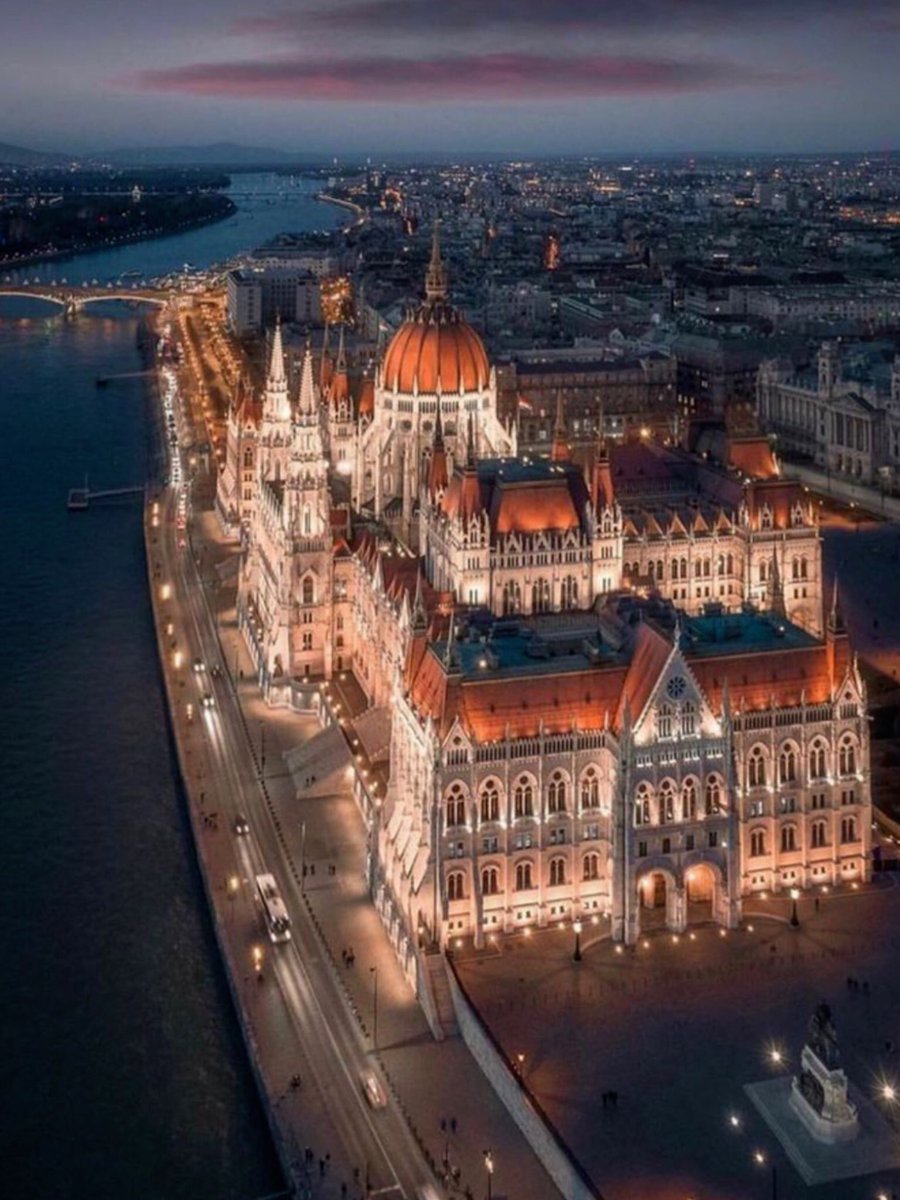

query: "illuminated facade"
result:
(215, 243), (871, 973)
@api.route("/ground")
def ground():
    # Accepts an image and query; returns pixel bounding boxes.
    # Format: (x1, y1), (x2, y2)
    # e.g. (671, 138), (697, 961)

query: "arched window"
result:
(302, 576), (314, 605)
(634, 784), (652, 827)
(680, 557), (688, 580)
(779, 744), (798, 785)
(671, 560), (679, 581)
(759, 561), (768, 584)
(447, 871), (465, 901)
(549, 857), (566, 887)
(481, 866), (500, 896)
(480, 782), (500, 824)
(658, 703), (674, 739)
(659, 780), (676, 825)
(513, 777), (534, 819)
(705, 776), (722, 815)
(515, 861), (534, 891)
(781, 825), (798, 853)
(748, 746), (766, 789)
(680, 700), (697, 737)
(547, 771), (567, 815)
(303, 506), (312, 536)
(727, 553), (734, 574)
(560, 575), (578, 609)
(683, 778), (697, 820)
(717, 554), (725, 575)
(445, 785), (466, 828)
(583, 853), (600, 881)
(838, 735), (856, 777)
(808, 739), (827, 780)
(811, 821), (828, 849)
(841, 816), (857, 844)
(243, 447), (254, 469)
(750, 829), (766, 857)
(580, 768), (600, 810)
(531, 578), (550, 613)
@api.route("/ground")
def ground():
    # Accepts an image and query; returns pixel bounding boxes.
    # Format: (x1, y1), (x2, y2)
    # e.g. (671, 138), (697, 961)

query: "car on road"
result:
(201, 692), (214, 709)
(415, 1186), (441, 1200)
(193, 658), (204, 673)
(233, 814), (250, 836)
(360, 1070), (387, 1109)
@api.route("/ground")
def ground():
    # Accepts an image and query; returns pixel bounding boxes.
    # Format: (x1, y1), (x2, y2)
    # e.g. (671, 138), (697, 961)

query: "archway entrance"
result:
(636, 869), (682, 935)
(685, 863), (719, 925)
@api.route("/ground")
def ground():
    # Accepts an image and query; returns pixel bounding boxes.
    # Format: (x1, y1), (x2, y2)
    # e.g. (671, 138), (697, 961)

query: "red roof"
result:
(383, 308), (489, 394)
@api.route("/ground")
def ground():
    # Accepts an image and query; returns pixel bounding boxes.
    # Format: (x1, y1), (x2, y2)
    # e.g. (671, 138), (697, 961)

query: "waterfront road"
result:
(151, 483), (435, 1200)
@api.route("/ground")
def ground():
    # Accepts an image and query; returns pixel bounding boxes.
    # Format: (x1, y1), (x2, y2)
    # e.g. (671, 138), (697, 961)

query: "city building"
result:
(758, 342), (900, 486)
(216, 235), (872, 998)
(227, 265), (322, 335)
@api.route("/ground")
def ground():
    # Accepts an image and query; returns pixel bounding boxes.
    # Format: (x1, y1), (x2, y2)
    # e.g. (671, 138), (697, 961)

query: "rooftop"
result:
(680, 609), (818, 658)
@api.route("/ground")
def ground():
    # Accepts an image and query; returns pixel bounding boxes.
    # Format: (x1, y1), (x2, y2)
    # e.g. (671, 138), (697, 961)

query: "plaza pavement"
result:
(455, 881), (900, 1200)
(193, 508), (561, 1200)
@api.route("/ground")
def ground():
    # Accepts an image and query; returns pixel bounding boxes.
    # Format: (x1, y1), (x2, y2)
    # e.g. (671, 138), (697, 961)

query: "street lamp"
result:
(790, 887), (800, 928)
(370, 966), (379, 1051)
(573, 919), (583, 963)
(252, 944), (264, 982)
(227, 874), (239, 930)
(753, 1150), (777, 1200)
(483, 1149), (494, 1200)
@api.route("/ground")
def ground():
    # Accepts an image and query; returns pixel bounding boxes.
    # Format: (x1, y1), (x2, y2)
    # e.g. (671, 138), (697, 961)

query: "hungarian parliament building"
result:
(216, 234), (871, 976)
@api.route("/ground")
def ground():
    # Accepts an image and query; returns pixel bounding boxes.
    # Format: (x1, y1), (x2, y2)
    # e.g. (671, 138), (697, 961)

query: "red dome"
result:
(382, 308), (490, 395)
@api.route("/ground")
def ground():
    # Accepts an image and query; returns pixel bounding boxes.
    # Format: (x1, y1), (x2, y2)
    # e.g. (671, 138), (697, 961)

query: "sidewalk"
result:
(194, 507), (562, 1200)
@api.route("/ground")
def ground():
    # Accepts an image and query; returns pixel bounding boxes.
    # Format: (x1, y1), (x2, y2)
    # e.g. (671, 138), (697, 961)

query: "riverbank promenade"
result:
(148, 475), (562, 1200)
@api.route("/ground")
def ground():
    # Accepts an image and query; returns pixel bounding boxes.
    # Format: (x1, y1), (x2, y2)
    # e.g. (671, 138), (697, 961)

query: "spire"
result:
(297, 340), (316, 416)
(550, 390), (570, 462)
(592, 422), (614, 510)
(444, 611), (458, 670)
(425, 219), (448, 302)
(828, 576), (846, 634)
(427, 399), (449, 498)
(268, 316), (286, 387)
(264, 316), (291, 423)
(412, 566), (427, 633)
(335, 322), (347, 372)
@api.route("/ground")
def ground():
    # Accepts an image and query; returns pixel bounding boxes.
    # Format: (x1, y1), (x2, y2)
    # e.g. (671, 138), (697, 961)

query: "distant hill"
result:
(0, 141), (72, 167)
(101, 142), (315, 167)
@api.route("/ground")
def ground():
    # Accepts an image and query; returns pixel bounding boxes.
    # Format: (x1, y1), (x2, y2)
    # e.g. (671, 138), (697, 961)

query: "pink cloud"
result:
(117, 52), (797, 102)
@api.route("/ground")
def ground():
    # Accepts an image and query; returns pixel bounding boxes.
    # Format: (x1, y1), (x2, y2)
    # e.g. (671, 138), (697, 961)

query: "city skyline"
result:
(3, 0), (899, 156)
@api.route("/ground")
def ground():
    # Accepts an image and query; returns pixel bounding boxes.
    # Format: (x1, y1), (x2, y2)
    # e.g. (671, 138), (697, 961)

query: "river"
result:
(0, 174), (342, 1200)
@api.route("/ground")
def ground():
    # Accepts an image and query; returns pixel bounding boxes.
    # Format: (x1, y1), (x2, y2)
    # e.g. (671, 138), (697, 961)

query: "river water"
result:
(0, 175), (342, 1200)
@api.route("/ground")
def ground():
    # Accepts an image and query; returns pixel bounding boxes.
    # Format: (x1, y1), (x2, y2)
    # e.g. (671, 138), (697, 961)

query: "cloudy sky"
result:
(3, 0), (899, 154)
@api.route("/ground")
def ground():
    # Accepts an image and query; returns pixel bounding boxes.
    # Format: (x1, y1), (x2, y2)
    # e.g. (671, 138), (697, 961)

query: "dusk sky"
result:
(4, 0), (899, 156)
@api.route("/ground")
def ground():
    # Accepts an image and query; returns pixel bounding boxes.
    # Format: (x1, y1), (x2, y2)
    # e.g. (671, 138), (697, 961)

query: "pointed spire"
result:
(427, 399), (449, 498)
(412, 567), (427, 633)
(268, 316), (286, 386)
(425, 219), (448, 302)
(444, 610), (457, 669)
(550, 390), (570, 462)
(335, 322), (346, 371)
(297, 340), (316, 416)
(828, 576), (846, 634)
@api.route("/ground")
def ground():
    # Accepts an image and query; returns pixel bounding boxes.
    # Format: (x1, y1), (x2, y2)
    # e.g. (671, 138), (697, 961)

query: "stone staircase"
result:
(284, 722), (349, 798)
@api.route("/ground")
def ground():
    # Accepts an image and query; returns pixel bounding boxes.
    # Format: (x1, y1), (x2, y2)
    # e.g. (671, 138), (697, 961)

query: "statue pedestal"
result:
(789, 1045), (859, 1144)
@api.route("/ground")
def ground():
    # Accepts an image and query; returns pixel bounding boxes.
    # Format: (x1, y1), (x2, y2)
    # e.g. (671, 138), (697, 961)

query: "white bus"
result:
(255, 873), (292, 943)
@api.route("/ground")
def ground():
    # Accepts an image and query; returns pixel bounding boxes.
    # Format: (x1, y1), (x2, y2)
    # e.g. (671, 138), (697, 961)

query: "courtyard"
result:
(455, 878), (900, 1200)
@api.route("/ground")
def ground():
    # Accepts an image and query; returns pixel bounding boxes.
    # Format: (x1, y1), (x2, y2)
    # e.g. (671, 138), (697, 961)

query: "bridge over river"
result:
(0, 283), (170, 315)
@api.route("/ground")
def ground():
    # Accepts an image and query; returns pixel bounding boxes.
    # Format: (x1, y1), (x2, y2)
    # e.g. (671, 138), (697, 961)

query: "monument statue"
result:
(790, 1000), (858, 1143)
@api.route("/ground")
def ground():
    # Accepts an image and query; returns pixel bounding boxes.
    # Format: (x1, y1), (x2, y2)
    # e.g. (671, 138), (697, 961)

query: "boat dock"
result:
(67, 485), (145, 510)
